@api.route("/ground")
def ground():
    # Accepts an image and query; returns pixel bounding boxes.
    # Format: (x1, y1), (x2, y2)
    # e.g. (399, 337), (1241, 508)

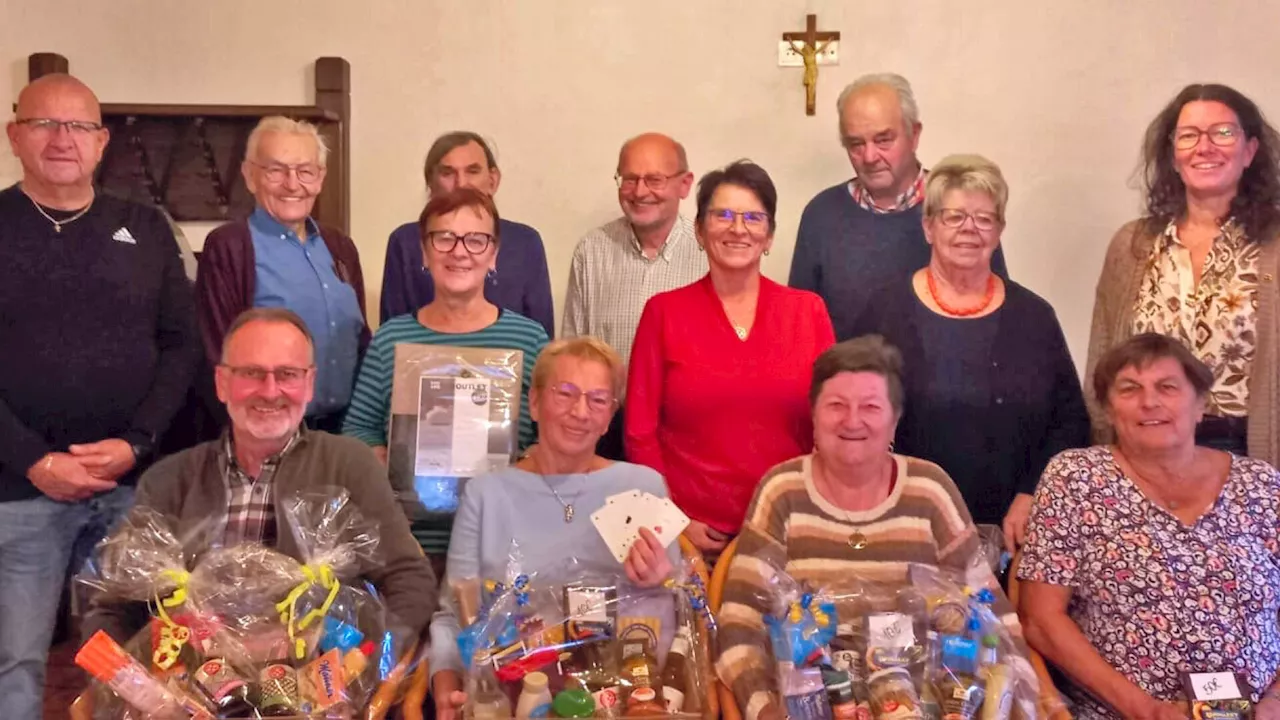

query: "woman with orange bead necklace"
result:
(852, 154), (1090, 555)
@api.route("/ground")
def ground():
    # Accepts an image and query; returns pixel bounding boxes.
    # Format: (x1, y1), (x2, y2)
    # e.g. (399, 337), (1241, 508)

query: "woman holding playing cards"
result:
(428, 336), (684, 720)
(716, 336), (1016, 720)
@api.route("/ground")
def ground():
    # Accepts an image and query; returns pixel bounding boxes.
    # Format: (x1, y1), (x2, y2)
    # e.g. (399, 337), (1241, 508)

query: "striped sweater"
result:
(341, 309), (549, 553)
(715, 453), (1019, 720)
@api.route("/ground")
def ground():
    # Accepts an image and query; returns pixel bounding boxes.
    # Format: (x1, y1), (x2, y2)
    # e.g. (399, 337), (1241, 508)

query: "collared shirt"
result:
(847, 165), (928, 213)
(562, 214), (707, 368)
(1132, 219), (1259, 417)
(219, 428), (301, 547)
(248, 207), (365, 417)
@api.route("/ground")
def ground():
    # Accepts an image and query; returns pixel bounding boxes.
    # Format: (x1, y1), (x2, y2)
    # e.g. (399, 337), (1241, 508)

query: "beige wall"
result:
(4, 0), (1279, 372)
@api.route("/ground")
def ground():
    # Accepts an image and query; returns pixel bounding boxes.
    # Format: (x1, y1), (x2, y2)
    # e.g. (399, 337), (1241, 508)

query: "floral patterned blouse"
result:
(1132, 219), (1259, 417)
(1019, 446), (1280, 719)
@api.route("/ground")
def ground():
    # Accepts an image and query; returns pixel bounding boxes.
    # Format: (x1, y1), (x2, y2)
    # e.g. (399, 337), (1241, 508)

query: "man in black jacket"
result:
(0, 73), (200, 717)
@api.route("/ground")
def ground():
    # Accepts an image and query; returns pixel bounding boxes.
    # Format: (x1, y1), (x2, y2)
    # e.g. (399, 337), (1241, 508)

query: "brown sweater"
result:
(82, 428), (437, 646)
(714, 454), (1017, 720)
(1085, 220), (1280, 464)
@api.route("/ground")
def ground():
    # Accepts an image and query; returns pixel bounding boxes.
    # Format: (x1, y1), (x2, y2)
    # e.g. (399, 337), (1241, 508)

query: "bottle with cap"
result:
(257, 657), (300, 717)
(516, 671), (554, 719)
(619, 636), (660, 694)
(471, 652), (514, 720)
(661, 627), (692, 713)
(192, 657), (256, 718)
(624, 687), (667, 717)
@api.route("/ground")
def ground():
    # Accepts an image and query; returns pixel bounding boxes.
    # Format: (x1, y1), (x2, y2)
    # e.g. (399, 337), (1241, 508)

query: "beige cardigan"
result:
(1085, 219), (1280, 465)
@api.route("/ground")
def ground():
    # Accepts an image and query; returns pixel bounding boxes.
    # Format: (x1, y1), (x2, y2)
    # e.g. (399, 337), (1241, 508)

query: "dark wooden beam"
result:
(28, 53), (69, 81)
(313, 57), (351, 235)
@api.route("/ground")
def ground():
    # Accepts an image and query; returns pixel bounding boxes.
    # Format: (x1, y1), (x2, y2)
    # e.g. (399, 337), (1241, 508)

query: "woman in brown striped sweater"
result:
(714, 335), (1018, 720)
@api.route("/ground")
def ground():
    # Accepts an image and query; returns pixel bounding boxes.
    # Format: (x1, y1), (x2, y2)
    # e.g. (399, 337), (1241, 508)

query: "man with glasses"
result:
(83, 308), (437, 659)
(0, 74), (200, 718)
(789, 73), (1007, 340)
(562, 133), (707, 459)
(197, 116), (371, 434)
(379, 131), (554, 336)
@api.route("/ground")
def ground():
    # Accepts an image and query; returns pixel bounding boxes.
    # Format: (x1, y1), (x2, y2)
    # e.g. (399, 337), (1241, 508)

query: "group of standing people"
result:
(3, 62), (1280, 720)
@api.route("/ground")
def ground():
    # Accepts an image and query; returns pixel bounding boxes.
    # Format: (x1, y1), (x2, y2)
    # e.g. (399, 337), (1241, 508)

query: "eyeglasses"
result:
(707, 208), (771, 233)
(615, 172), (685, 192)
(936, 208), (1001, 231)
(545, 382), (616, 414)
(251, 161), (324, 184)
(1172, 123), (1242, 151)
(14, 118), (105, 135)
(426, 230), (494, 254)
(221, 364), (313, 388)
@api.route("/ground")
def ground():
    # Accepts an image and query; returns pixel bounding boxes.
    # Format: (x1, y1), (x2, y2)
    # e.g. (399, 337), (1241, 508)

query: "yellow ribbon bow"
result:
(276, 563), (341, 660)
(152, 569), (191, 670)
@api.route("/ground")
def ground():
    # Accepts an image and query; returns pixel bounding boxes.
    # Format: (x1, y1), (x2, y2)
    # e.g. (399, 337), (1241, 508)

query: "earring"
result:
(487, 268), (497, 282)
(763, 249), (770, 257)
(888, 440), (895, 453)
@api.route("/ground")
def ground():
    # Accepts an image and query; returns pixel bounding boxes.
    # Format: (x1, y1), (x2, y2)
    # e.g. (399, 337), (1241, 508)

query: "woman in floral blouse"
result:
(1019, 333), (1280, 720)
(1086, 83), (1280, 462)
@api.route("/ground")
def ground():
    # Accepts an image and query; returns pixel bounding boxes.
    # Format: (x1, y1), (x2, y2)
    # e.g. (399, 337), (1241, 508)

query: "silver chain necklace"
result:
(540, 473), (586, 523)
(23, 187), (94, 234)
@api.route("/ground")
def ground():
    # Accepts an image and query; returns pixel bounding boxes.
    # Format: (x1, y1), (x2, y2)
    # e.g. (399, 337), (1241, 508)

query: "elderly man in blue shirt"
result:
(196, 116), (370, 433)
(379, 131), (554, 336)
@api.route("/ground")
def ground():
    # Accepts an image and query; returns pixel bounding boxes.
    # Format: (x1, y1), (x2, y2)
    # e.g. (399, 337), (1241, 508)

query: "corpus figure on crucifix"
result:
(783, 14), (840, 116)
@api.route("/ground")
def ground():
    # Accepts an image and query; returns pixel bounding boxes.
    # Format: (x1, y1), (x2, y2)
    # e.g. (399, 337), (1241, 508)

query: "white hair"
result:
(245, 116), (329, 167)
(836, 73), (921, 139)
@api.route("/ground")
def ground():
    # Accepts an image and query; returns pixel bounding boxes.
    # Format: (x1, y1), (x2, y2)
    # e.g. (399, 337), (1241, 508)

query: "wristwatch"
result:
(123, 431), (157, 464)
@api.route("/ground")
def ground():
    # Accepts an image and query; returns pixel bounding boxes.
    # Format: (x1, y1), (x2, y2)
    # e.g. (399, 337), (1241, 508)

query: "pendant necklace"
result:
(539, 471), (585, 523)
(23, 187), (94, 234)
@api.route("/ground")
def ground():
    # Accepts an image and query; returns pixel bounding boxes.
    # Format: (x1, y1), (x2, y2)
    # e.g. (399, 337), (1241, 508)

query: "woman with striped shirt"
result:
(342, 187), (548, 567)
(715, 336), (1016, 720)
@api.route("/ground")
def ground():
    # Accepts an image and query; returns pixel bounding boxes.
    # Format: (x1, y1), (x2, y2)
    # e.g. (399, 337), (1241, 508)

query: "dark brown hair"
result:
(1092, 333), (1213, 406)
(423, 131), (497, 186)
(1139, 83), (1280, 241)
(417, 187), (502, 245)
(695, 160), (778, 233)
(810, 335), (905, 417)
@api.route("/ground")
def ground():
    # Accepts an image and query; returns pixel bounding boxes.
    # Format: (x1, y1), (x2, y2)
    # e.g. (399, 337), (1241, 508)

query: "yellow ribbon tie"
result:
(276, 563), (340, 659)
(152, 569), (191, 670)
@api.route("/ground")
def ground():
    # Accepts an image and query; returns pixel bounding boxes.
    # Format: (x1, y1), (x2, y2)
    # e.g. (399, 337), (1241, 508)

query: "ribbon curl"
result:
(276, 563), (341, 659)
(151, 569), (192, 670)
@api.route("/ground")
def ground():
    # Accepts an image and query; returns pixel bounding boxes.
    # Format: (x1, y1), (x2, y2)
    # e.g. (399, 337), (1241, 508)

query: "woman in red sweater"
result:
(625, 160), (836, 559)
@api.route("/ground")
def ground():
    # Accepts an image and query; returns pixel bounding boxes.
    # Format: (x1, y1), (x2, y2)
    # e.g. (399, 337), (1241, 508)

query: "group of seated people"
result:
(3, 62), (1280, 720)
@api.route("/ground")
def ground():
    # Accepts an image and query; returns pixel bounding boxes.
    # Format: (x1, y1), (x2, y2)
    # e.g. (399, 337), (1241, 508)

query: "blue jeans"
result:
(0, 487), (134, 720)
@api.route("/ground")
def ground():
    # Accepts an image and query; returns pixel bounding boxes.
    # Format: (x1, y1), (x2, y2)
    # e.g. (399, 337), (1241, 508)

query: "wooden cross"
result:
(782, 14), (840, 116)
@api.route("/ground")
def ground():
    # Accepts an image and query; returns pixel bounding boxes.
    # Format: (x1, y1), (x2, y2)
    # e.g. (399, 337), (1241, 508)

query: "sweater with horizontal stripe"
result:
(341, 309), (548, 554)
(714, 453), (1018, 720)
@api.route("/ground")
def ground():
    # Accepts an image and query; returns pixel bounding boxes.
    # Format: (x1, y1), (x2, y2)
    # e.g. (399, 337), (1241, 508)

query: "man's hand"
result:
(68, 439), (137, 483)
(624, 527), (674, 587)
(431, 670), (468, 720)
(683, 519), (729, 553)
(1002, 492), (1035, 551)
(27, 452), (118, 502)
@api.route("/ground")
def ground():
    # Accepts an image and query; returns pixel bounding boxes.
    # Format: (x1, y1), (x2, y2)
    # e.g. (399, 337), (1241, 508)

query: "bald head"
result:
(8, 74), (108, 204)
(617, 133), (687, 174)
(614, 132), (693, 235)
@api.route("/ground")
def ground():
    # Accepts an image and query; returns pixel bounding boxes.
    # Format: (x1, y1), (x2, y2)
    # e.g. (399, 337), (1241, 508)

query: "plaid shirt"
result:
(847, 165), (928, 213)
(219, 430), (301, 547)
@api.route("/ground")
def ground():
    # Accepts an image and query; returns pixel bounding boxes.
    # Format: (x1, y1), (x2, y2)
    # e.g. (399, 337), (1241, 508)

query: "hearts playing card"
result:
(591, 491), (690, 564)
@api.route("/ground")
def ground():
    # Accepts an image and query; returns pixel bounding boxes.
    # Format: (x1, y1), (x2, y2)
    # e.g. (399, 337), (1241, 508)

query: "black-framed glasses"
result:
(14, 118), (105, 135)
(251, 161), (324, 184)
(615, 172), (685, 191)
(1172, 123), (1242, 151)
(708, 208), (771, 233)
(546, 382), (616, 414)
(426, 230), (494, 254)
(220, 364), (314, 388)
(936, 208), (1001, 231)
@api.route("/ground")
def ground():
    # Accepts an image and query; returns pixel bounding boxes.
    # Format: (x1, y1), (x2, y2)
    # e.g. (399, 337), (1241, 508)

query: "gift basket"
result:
(387, 344), (525, 520)
(450, 550), (717, 720)
(72, 489), (412, 719)
(747, 561), (1044, 720)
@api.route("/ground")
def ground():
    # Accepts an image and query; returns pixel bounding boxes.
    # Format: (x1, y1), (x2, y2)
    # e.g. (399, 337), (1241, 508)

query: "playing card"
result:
(644, 495), (690, 548)
(591, 500), (642, 564)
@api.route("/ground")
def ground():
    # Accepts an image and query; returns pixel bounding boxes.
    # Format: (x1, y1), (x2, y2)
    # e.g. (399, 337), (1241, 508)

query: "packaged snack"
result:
(1181, 671), (1253, 720)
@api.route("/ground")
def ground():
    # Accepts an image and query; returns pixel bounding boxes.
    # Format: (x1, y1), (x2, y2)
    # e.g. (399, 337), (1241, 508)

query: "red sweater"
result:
(625, 275), (835, 534)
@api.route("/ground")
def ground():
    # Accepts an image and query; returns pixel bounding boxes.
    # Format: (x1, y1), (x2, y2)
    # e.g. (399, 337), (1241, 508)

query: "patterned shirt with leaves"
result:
(1131, 219), (1259, 417)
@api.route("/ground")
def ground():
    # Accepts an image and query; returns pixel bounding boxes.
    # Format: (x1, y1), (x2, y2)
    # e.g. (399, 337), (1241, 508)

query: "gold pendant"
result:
(848, 531), (868, 550)
(564, 504), (574, 523)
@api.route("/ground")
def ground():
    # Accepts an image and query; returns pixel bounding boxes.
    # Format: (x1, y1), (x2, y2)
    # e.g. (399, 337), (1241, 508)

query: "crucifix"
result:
(783, 14), (840, 116)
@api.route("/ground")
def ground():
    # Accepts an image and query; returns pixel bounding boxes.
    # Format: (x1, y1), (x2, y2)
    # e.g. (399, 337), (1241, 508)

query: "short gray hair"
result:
(836, 73), (920, 139)
(245, 116), (330, 167)
(221, 307), (315, 364)
(810, 335), (905, 418)
(923, 153), (1010, 221)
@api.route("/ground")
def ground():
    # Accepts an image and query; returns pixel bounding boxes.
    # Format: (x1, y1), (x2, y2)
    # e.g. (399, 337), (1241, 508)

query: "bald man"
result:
(562, 133), (708, 458)
(1, 74), (199, 716)
(789, 72), (1008, 340)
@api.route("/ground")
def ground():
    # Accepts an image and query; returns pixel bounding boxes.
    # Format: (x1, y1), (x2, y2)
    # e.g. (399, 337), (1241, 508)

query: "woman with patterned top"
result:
(1087, 83), (1280, 462)
(1019, 333), (1280, 720)
(715, 336), (1016, 720)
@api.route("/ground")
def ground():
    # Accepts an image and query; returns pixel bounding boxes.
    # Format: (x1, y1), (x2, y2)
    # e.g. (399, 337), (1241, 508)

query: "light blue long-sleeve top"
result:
(427, 462), (683, 679)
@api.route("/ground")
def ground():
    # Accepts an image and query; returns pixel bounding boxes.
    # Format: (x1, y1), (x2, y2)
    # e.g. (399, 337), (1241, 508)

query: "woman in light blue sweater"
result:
(429, 337), (681, 719)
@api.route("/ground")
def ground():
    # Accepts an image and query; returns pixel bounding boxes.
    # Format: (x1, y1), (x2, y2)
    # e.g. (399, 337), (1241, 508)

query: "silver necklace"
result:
(732, 324), (748, 340)
(23, 188), (94, 233)
(541, 473), (585, 523)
